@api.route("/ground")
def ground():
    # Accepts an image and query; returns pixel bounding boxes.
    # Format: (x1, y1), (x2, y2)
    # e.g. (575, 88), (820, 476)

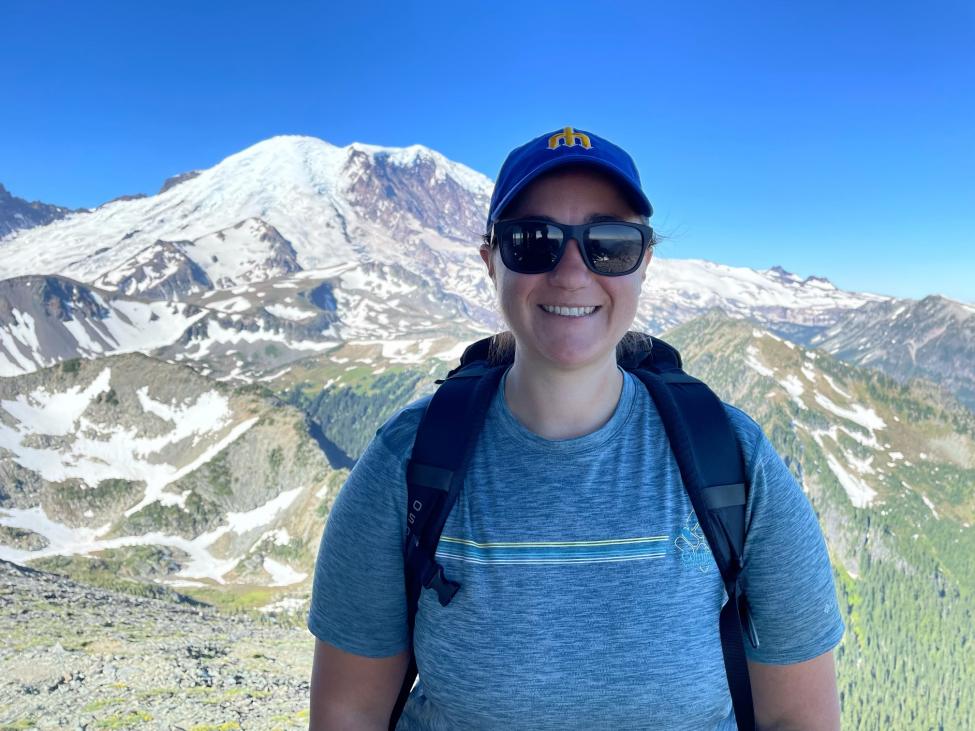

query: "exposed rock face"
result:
(101, 193), (148, 206)
(0, 276), (113, 372)
(158, 169), (201, 194)
(0, 525), (49, 550)
(95, 240), (214, 300)
(342, 146), (492, 242)
(0, 275), (205, 376)
(0, 183), (77, 239)
(94, 219), (301, 298)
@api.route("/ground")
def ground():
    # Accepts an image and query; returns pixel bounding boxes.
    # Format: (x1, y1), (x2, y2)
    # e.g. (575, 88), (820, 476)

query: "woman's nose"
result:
(549, 238), (590, 286)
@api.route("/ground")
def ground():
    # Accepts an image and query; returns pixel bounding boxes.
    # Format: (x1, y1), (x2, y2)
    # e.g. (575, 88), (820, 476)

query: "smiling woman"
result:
(306, 127), (844, 730)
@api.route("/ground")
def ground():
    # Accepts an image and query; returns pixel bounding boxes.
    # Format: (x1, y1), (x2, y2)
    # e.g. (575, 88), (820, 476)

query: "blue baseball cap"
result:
(486, 126), (653, 230)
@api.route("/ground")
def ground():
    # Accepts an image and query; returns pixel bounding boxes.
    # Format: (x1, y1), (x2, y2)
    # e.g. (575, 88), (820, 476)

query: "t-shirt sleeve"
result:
(306, 406), (422, 657)
(728, 408), (846, 665)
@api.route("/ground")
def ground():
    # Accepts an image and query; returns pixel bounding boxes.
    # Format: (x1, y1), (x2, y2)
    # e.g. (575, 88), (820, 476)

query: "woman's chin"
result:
(525, 337), (615, 372)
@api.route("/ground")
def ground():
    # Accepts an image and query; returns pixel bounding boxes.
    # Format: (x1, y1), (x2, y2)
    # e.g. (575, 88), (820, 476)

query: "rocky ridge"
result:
(812, 295), (975, 411)
(0, 184), (78, 240)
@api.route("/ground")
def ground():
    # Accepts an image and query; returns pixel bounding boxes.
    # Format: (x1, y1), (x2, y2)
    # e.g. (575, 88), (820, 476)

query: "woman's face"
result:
(480, 167), (652, 372)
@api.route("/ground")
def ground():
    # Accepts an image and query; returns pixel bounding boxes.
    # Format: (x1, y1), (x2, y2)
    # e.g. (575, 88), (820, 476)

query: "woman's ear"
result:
(480, 244), (496, 281)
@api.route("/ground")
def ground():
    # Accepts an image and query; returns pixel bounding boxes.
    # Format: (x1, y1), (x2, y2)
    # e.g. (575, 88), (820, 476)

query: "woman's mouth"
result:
(539, 305), (599, 317)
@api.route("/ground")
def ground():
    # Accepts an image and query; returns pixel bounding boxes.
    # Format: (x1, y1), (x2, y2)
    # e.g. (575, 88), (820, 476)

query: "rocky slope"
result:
(0, 275), (205, 377)
(0, 559), (312, 730)
(0, 353), (338, 595)
(664, 312), (975, 729)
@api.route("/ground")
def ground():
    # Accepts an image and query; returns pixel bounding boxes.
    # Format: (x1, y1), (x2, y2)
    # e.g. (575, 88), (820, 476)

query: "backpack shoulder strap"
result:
(630, 363), (757, 731)
(389, 361), (505, 729)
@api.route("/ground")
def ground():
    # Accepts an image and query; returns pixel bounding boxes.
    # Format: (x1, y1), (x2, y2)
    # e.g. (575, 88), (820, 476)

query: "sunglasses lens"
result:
(500, 222), (564, 274)
(585, 224), (645, 274)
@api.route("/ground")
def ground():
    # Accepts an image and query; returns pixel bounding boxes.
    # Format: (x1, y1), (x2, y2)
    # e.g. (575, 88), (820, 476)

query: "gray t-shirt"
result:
(308, 370), (844, 729)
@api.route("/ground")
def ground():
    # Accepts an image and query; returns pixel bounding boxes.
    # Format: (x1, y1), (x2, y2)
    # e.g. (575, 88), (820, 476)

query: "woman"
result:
(307, 127), (844, 730)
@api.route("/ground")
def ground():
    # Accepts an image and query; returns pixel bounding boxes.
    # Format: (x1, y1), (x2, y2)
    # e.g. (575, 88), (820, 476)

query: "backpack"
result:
(391, 333), (759, 730)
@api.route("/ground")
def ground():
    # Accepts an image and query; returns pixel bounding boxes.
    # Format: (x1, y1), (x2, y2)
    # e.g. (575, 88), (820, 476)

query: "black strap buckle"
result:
(423, 563), (461, 607)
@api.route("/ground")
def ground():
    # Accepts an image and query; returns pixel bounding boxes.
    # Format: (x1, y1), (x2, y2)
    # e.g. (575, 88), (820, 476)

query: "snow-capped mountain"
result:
(0, 136), (493, 285)
(639, 259), (888, 336)
(0, 135), (885, 330)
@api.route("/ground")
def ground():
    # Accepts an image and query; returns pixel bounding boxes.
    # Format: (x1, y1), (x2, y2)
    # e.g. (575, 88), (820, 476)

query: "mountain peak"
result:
(766, 265), (801, 281)
(802, 274), (836, 290)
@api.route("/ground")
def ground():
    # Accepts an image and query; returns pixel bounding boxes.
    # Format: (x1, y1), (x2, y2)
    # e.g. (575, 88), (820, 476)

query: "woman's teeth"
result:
(541, 305), (597, 317)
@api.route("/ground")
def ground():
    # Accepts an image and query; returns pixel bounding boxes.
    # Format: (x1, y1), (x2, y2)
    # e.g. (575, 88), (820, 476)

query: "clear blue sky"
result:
(3, 1), (973, 302)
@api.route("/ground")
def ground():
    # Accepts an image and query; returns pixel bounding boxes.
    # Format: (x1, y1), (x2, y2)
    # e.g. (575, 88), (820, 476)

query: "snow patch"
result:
(1, 368), (112, 436)
(825, 454), (877, 508)
(8, 310), (41, 351)
(258, 595), (308, 614)
(813, 393), (886, 433)
(822, 373), (852, 399)
(225, 487), (303, 535)
(258, 366), (293, 382)
(0, 485), (310, 581)
(434, 341), (470, 363)
(209, 296), (253, 314)
(189, 320), (338, 356)
(745, 346), (774, 377)
(257, 528), (291, 546)
(779, 374), (806, 409)
(263, 557), (307, 586)
(136, 387), (232, 441)
(265, 303), (316, 321)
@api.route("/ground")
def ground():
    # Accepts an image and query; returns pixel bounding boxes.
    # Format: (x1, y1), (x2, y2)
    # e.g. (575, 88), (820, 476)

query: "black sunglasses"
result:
(491, 218), (653, 276)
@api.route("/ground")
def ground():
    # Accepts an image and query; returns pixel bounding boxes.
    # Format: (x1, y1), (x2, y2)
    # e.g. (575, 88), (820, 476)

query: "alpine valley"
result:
(1, 136), (972, 730)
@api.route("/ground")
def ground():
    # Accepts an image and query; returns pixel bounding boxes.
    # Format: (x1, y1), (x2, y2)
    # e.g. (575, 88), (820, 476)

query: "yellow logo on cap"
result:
(548, 126), (591, 150)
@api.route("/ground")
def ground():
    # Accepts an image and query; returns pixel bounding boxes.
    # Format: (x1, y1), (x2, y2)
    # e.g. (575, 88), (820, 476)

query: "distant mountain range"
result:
(1, 134), (972, 728)
(2, 135), (972, 409)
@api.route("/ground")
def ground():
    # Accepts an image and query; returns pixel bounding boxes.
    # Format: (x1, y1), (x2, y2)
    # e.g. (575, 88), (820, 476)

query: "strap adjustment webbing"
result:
(703, 482), (746, 510)
(407, 462), (453, 492)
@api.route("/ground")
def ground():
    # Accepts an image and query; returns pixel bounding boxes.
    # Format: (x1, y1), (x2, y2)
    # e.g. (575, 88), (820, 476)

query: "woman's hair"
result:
(486, 330), (654, 367)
